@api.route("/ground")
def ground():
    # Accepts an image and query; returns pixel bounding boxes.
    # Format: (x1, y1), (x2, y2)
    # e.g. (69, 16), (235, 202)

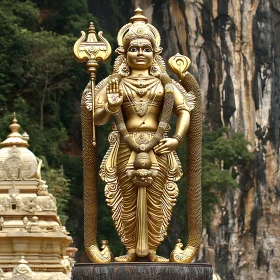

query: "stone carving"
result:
(0, 145), (38, 182)
(13, 240), (29, 254)
(0, 217), (4, 230)
(5, 185), (22, 212)
(21, 160), (37, 180)
(26, 217), (42, 233)
(2, 146), (22, 180)
(72, 263), (213, 280)
(41, 195), (57, 212)
(22, 197), (42, 213)
(0, 161), (4, 180)
(9, 184), (19, 198)
(12, 256), (33, 280)
(23, 216), (28, 227)
(37, 180), (49, 196)
(0, 116), (76, 278)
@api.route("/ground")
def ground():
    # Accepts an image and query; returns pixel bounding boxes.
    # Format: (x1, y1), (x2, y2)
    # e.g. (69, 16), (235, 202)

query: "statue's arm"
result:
(94, 86), (110, 125)
(173, 86), (191, 139)
(154, 87), (191, 153)
(174, 111), (190, 138)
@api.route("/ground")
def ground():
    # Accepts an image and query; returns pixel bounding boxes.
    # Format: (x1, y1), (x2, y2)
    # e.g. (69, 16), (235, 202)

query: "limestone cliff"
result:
(133, 0), (280, 279)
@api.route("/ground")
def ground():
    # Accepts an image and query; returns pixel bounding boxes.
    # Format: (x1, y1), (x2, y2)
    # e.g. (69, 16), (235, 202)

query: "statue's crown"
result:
(116, 8), (162, 54)
(130, 7), (148, 24)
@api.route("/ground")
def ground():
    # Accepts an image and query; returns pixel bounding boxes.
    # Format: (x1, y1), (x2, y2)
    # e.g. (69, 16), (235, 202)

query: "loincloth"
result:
(100, 130), (182, 249)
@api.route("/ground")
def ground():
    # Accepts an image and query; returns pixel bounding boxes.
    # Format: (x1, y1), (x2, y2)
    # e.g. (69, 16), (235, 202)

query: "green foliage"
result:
(37, 0), (96, 36)
(41, 159), (71, 225)
(0, 0), (37, 101)
(201, 128), (253, 223)
(203, 127), (253, 169)
(21, 30), (78, 130)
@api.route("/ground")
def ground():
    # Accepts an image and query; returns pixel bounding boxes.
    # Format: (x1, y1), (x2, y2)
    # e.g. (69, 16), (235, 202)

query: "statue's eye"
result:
(143, 48), (152, 52)
(129, 47), (138, 52)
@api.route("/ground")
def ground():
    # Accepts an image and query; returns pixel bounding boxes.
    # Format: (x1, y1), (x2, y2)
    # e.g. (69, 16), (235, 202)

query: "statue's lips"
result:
(135, 58), (147, 62)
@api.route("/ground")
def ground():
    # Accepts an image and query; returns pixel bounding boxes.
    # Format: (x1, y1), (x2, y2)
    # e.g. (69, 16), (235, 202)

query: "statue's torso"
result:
(120, 76), (164, 132)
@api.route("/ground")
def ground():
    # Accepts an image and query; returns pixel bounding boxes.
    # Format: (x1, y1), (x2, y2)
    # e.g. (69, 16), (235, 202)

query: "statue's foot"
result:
(115, 249), (137, 262)
(148, 250), (169, 262)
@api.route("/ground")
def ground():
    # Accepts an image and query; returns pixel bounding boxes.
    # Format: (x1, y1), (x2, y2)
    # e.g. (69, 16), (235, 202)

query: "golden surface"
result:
(78, 8), (202, 263)
(169, 70), (203, 263)
(168, 53), (191, 80)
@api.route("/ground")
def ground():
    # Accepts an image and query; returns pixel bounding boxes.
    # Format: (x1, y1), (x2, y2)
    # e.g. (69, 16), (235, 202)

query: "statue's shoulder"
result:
(172, 79), (196, 111)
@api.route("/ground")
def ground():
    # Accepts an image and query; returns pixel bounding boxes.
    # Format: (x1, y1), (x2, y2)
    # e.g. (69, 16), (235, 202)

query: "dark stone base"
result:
(71, 263), (213, 280)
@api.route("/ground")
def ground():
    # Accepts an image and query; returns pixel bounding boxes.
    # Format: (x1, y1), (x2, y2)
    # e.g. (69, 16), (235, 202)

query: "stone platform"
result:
(71, 263), (213, 280)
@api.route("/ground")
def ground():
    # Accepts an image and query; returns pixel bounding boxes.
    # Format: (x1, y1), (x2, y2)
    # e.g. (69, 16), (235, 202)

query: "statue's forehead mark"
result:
(129, 39), (152, 47)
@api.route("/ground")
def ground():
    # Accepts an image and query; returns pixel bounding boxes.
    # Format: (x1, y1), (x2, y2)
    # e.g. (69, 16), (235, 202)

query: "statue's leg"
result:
(147, 153), (169, 262)
(114, 142), (137, 262)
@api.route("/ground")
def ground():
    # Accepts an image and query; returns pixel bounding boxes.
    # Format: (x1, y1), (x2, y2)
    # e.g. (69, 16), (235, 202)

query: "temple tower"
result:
(0, 114), (76, 279)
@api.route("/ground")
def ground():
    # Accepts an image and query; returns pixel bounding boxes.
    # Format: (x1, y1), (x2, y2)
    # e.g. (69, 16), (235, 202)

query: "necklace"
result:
(113, 74), (175, 153)
(123, 76), (159, 97)
(122, 78), (160, 117)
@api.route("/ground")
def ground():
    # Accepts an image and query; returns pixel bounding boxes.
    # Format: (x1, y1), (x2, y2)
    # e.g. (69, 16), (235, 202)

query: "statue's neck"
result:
(130, 69), (150, 77)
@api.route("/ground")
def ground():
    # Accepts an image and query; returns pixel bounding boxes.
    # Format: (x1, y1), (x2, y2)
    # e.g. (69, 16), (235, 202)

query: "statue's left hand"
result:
(154, 138), (180, 154)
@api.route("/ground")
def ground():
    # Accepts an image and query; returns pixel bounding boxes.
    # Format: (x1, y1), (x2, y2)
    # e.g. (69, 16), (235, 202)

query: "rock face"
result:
(0, 115), (77, 279)
(133, 1), (280, 279)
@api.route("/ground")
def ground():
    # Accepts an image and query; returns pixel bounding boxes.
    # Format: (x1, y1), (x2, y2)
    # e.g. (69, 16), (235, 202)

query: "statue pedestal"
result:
(71, 263), (213, 280)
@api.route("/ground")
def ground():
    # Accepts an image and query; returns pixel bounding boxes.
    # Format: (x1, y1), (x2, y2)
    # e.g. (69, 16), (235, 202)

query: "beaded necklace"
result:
(121, 78), (160, 117)
(113, 73), (174, 153)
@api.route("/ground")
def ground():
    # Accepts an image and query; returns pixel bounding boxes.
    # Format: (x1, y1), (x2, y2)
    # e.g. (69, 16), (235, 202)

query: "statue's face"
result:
(126, 39), (154, 70)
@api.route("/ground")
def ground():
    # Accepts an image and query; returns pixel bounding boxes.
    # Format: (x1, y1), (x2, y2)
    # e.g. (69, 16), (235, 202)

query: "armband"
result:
(172, 134), (183, 145)
(174, 100), (191, 115)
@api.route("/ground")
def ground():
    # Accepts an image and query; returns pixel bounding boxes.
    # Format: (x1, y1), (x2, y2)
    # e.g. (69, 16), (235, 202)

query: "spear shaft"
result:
(87, 60), (99, 145)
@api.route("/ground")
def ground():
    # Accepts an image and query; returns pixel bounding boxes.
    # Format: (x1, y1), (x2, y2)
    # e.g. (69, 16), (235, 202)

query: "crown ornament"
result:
(116, 8), (162, 55)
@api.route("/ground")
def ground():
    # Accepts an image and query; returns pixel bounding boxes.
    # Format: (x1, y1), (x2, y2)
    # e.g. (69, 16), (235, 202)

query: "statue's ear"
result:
(113, 55), (130, 77)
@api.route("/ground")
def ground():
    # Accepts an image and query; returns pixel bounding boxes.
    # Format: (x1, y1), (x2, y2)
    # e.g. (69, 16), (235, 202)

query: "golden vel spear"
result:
(73, 22), (111, 146)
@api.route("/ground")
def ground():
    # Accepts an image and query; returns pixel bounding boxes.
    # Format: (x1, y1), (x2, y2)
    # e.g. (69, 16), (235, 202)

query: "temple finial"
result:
(12, 112), (18, 124)
(0, 113), (29, 147)
(10, 113), (20, 133)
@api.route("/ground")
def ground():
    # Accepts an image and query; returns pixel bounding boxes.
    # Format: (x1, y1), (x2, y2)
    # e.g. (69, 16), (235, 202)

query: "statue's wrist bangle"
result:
(172, 134), (183, 145)
(104, 102), (119, 115)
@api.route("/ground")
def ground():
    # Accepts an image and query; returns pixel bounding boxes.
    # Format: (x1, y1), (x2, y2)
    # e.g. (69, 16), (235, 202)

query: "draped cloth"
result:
(100, 131), (182, 251)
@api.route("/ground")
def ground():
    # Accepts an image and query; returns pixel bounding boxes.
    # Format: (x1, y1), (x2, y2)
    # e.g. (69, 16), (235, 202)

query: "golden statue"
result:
(74, 8), (202, 263)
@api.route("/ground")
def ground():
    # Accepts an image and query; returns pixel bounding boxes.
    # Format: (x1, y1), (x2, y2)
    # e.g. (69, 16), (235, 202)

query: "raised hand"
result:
(106, 78), (123, 112)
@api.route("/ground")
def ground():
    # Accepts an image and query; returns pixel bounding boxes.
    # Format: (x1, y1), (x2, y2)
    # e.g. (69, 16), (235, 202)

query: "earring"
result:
(113, 55), (130, 77)
(119, 61), (130, 77)
(150, 56), (162, 77)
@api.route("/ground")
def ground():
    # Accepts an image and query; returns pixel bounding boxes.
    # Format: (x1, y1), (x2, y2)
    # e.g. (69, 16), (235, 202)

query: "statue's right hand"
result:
(106, 78), (123, 112)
